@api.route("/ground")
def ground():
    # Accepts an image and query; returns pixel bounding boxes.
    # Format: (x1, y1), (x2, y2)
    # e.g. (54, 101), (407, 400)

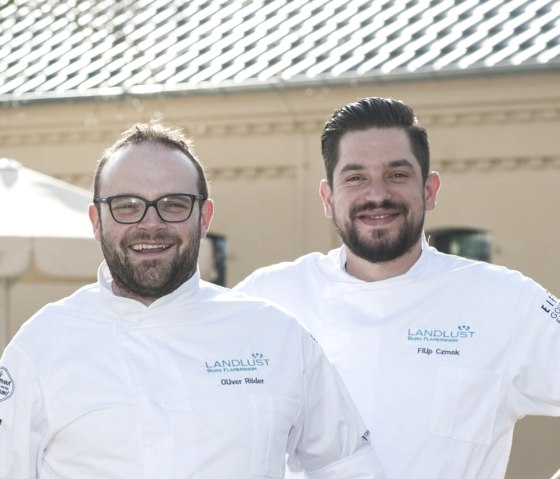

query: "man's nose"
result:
(138, 204), (166, 228)
(363, 178), (392, 202)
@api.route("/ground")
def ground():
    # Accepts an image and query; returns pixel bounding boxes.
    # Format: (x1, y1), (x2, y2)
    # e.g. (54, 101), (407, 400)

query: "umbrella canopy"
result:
(0, 158), (103, 349)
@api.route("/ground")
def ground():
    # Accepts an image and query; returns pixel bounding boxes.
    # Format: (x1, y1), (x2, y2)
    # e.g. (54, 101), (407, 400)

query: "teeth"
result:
(132, 244), (167, 251)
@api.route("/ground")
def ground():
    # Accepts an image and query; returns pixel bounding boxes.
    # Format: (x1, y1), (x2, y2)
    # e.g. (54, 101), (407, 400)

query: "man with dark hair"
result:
(321, 97), (430, 185)
(236, 97), (560, 479)
(0, 121), (386, 478)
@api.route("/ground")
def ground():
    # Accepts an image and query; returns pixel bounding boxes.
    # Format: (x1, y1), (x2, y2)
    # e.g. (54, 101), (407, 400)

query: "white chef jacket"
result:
(235, 238), (560, 479)
(0, 263), (386, 479)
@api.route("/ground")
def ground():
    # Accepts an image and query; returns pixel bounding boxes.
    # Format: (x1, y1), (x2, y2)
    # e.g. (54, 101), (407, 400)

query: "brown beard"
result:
(333, 199), (424, 263)
(100, 220), (201, 302)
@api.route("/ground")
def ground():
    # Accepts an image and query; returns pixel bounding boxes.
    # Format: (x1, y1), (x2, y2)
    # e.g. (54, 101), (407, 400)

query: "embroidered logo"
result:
(0, 367), (14, 402)
(541, 291), (560, 324)
(205, 352), (271, 374)
(407, 325), (476, 343)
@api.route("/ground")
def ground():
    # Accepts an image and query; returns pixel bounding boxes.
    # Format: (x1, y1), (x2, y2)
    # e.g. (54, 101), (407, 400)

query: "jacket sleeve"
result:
(0, 342), (46, 479)
(286, 332), (386, 479)
(509, 281), (560, 416)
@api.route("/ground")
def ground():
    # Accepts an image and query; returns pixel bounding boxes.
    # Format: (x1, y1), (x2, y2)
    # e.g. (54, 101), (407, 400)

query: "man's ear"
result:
(424, 171), (441, 211)
(199, 198), (214, 238)
(89, 204), (102, 242)
(319, 180), (334, 219)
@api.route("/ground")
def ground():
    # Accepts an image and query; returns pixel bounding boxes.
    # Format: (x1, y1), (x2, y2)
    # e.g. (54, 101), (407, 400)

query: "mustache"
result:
(350, 200), (408, 218)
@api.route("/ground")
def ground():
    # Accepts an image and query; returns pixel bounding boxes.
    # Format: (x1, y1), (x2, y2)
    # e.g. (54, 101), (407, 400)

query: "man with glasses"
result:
(0, 122), (385, 478)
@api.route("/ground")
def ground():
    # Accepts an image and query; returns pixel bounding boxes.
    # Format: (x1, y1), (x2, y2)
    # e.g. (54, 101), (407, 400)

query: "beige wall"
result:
(1, 70), (559, 478)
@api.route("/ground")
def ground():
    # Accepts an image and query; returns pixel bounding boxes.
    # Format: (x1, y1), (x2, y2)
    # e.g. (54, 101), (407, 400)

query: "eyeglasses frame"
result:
(93, 193), (207, 224)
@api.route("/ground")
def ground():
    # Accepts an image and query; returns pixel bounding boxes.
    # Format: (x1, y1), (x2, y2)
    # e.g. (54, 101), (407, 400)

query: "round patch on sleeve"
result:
(0, 367), (14, 401)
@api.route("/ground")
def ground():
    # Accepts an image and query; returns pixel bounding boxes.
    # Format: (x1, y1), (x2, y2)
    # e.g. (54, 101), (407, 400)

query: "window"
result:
(199, 233), (227, 286)
(427, 228), (491, 262)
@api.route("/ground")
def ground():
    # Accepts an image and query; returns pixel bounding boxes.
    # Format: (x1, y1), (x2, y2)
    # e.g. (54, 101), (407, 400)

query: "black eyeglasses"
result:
(93, 193), (206, 224)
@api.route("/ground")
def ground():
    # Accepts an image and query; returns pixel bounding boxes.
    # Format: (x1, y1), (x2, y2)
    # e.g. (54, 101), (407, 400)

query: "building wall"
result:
(1, 70), (559, 478)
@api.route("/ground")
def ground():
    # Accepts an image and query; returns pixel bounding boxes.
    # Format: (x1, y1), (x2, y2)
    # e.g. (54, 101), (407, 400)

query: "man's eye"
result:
(163, 203), (188, 210)
(346, 175), (364, 182)
(114, 202), (140, 210)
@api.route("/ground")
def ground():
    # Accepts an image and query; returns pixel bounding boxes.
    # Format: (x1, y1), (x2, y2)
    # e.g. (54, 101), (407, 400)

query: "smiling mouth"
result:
(360, 213), (394, 220)
(354, 211), (400, 227)
(356, 210), (399, 219)
(131, 243), (171, 252)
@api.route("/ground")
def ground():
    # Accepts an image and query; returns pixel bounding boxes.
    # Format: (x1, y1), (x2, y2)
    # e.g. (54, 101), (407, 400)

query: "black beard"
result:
(334, 200), (424, 263)
(100, 221), (201, 302)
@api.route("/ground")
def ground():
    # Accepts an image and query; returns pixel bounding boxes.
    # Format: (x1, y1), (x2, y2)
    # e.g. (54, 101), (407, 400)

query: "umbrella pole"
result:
(0, 277), (9, 353)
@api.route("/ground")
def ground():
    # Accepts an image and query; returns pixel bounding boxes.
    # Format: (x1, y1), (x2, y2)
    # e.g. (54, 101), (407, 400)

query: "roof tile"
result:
(0, 0), (558, 102)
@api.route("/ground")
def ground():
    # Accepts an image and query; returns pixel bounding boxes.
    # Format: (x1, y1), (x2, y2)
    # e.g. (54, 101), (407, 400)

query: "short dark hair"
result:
(321, 97), (430, 186)
(93, 121), (209, 199)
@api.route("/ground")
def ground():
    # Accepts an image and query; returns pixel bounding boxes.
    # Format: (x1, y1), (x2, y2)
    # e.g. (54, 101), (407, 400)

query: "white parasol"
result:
(0, 158), (102, 349)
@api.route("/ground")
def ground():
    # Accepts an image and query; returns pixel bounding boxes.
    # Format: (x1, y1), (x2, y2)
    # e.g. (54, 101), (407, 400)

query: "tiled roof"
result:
(1, 0), (559, 103)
